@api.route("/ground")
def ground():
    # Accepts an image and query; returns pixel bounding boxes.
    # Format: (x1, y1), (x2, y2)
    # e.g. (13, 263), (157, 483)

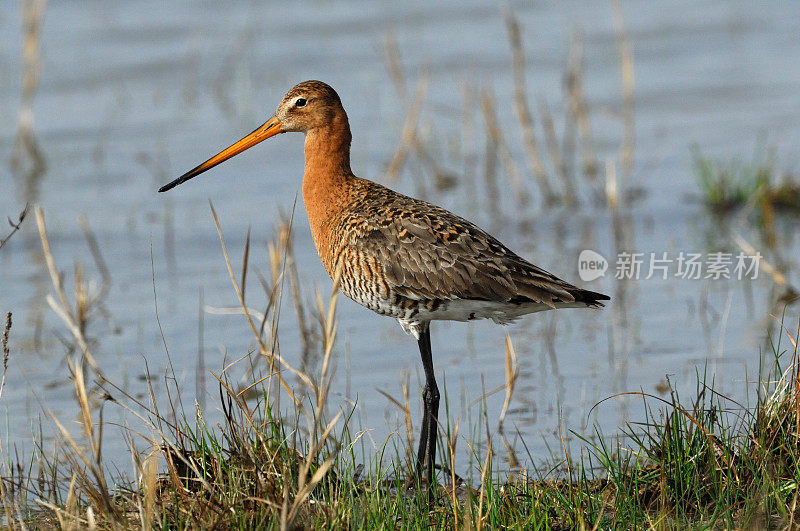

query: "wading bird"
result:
(159, 80), (609, 498)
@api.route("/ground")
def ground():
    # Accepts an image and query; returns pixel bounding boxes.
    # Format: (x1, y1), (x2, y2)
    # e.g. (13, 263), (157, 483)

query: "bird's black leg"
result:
(415, 328), (431, 475)
(415, 325), (439, 500)
(415, 388), (430, 476)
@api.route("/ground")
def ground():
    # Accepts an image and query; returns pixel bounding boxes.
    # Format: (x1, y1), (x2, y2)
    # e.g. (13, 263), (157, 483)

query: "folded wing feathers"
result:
(352, 193), (597, 306)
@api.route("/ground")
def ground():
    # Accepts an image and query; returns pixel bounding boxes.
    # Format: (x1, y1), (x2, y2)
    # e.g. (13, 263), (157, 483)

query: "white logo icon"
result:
(578, 250), (608, 282)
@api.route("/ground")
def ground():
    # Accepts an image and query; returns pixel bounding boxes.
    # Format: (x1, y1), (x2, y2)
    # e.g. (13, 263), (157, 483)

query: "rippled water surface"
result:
(1, 1), (799, 476)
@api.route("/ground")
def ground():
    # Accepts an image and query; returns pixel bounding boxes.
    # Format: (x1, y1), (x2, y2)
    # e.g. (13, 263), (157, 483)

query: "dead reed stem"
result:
(384, 29), (407, 101)
(539, 99), (577, 205)
(505, 9), (554, 203)
(482, 116), (500, 219)
(9, 0), (47, 181)
(461, 83), (478, 204)
(497, 333), (519, 433)
(605, 157), (619, 211)
(476, 377), (493, 531)
(383, 36), (454, 190)
(480, 88), (530, 208)
(196, 288), (206, 411)
(384, 70), (428, 183)
(611, 0), (636, 177)
(735, 233), (797, 296)
(78, 214), (111, 299)
(566, 30), (598, 178)
(0, 313), (11, 400)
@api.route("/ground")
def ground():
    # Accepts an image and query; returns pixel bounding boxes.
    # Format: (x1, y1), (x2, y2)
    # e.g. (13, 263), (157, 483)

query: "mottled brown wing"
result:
(345, 190), (580, 305)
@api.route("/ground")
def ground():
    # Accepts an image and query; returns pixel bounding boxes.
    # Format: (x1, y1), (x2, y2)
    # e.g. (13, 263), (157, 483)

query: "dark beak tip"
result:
(158, 170), (196, 193)
(158, 181), (176, 193)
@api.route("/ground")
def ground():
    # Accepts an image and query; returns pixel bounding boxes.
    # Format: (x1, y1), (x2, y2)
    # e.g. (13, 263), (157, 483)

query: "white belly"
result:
(397, 298), (592, 338)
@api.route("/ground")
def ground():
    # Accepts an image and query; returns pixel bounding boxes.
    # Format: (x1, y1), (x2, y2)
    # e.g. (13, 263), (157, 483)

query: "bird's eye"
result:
(295, 98), (307, 108)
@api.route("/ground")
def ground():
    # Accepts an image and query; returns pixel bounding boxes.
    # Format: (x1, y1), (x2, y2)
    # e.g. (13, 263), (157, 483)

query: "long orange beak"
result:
(159, 116), (284, 192)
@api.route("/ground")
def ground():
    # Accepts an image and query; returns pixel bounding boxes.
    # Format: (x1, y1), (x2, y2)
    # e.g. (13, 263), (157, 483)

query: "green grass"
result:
(692, 144), (800, 215)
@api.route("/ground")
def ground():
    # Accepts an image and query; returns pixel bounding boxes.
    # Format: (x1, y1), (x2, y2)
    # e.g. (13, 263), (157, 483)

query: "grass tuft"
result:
(693, 144), (800, 215)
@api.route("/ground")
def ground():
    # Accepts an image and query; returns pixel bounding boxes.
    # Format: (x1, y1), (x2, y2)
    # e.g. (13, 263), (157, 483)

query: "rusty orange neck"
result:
(302, 116), (354, 269)
(302, 115), (352, 178)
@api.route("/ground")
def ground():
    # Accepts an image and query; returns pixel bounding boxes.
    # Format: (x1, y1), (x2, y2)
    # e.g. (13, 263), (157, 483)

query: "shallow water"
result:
(1, 1), (799, 478)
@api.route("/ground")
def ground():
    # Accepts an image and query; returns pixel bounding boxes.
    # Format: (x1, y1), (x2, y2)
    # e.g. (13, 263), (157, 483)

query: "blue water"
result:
(1, 1), (799, 478)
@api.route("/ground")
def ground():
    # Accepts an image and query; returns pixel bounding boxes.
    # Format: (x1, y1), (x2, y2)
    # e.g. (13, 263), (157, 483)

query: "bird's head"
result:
(158, 80), (346, 193)
(275, 80), (346, 133)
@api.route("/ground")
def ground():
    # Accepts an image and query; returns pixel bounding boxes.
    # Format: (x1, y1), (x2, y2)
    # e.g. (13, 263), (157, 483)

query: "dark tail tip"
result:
(574, 288), (611, 307)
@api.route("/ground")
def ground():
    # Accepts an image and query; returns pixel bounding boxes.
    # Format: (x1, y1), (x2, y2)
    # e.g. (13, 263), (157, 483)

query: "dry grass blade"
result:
(0, 437), (25, 529)
(476, 405), (493, 531)
(460, 83), (478, 200)
(237, 261), (340, 400)
(504, 9), (554, 203)
(35, 206), (104, 377)
(48, 358), (119, 523)
(281, 275), (342, 528)
(764, 315), (800, 414)
(140, 449), (158, 529)
(379, 374), (414, 464)
(0, 203), (30, 250)
(241, 226), (251, 300)
(78, 214), (111, 296)
(401, 375), (413, 460)
(204, 304), (266, 322)
(208, 201), (298, 405)
(278, 215), (314, 374)
(285, 410), (343, 527)
(377, 384), (416, 465)
(447, 420), (460, 525)
(483, 120), (500, 219)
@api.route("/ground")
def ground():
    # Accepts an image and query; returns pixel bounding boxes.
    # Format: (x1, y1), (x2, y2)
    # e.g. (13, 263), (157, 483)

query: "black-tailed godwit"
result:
(159, 80), (609, 496)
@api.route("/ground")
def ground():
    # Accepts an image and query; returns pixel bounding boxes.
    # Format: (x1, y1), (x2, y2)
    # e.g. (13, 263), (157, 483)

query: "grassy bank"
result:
(6, 318), (800, 529)
(0, 207), (797, 529)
